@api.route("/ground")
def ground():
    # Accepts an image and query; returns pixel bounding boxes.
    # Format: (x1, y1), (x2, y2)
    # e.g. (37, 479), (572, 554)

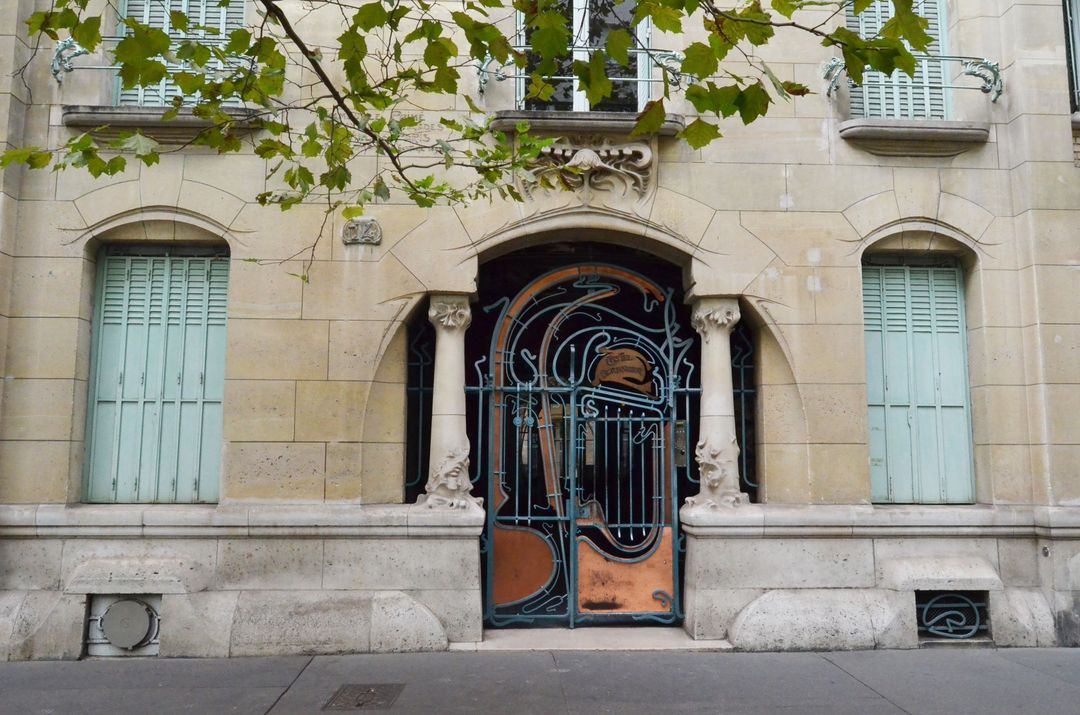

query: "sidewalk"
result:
(2, 647), (1079, 714)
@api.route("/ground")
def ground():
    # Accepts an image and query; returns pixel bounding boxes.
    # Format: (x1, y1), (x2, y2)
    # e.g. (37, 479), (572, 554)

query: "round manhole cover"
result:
(101, 599), (154, 649)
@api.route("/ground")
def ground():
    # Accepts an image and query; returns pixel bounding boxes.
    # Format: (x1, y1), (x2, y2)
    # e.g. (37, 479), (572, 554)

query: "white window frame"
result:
(516, 0), (652, 111)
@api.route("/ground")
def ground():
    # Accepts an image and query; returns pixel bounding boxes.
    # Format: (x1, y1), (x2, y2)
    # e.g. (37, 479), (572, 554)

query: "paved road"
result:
(2, 649), (1079, 714)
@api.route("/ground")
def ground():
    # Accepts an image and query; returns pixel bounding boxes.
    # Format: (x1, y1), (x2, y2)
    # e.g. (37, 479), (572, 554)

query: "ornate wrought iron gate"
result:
(474, 264), (698, 627)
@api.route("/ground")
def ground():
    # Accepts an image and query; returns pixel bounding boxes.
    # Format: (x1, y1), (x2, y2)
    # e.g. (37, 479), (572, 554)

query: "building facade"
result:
(0, 0), (1079, 658)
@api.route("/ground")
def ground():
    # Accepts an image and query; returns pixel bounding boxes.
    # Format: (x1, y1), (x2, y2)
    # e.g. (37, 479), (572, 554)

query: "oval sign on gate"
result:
(592, 347), (654, 395)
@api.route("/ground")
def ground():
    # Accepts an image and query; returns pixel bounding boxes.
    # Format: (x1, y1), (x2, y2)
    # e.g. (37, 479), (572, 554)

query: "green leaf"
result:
(354, 2), (389, 31)
(575, 51), (613, 106)
(631, 99), (666, 136)
(734, 83), (771, 124)
(634, 2), (681, 33)
(681, 42), (717, 80)
(770, 0), (797, 19)
(606, 29), (633, 67)
(372, 175), (391, 201)
(169, 11), (189, 33)
(0, 147), (52, 169)
(71, 16), (101, 51)
(114, 131), (160, 160)
(678, 118), (721, 149)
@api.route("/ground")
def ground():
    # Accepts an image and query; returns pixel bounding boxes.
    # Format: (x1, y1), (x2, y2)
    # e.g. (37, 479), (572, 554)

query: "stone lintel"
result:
(838, 118), (991, 157)
(879, 556), (1004, 591)
(490, 110), (686, 137)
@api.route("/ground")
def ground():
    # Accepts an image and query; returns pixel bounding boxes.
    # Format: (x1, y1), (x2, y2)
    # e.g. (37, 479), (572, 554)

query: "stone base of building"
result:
(2, 504), (1080, 658)
(0, 504), (483, 659)
(682, 505), (1077, 650)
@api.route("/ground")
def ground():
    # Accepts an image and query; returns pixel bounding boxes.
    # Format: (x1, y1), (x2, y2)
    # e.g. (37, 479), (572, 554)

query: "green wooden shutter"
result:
(847, 0), (947, 119)
(85, 249), (229, 503)
(863, 261), (973, 503)
(117, 0), (245, 107)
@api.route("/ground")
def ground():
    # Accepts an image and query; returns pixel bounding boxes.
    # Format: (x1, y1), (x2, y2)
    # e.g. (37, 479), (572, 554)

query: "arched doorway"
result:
(406, 242), (757, 628)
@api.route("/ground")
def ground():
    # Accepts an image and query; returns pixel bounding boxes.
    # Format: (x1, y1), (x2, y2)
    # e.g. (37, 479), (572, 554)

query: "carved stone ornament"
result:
(341, 216), (383, 245)
(691, 303), (740, 343)
(684, 432), (749, 510)
(418, 445), (483, 510)
(428, 298), (472, 331)
(525, 135), (653, 202)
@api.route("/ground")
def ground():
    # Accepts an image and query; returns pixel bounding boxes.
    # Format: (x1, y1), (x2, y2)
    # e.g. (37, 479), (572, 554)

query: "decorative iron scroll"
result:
(916, 591), (989, 640)
(52, 38), (89, 83)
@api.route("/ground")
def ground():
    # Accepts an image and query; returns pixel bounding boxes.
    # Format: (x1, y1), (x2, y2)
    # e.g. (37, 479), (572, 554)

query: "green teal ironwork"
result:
(406, 257), (756, 626)
(916, 591), (989, 640)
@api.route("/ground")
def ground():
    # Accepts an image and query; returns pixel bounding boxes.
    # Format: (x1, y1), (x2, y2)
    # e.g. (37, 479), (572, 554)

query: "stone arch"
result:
(357, 294), (427, 503)
(468, 208), (700, 289)
(75, 205), (238, 255)
(857, 218), (984, 265)
(737, 297), (811, 504)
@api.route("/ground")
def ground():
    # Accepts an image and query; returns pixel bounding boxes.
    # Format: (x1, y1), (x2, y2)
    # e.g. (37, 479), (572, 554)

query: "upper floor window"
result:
(846, 0), (947, 119)
(1066, 0), (1080, 111)
(84, 246), (230, 503)
(117, 0), (245, 106)
(520, 0), (650, 112)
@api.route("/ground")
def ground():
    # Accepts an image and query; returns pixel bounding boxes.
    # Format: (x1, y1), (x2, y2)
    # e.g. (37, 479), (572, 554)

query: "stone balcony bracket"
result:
(489, 110), (685, 137)
(62, 105), (261, 143)
(837, 118), (991, 157)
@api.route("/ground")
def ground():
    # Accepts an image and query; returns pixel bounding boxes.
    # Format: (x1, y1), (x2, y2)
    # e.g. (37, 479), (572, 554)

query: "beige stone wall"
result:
(0, 0), (1074, 513)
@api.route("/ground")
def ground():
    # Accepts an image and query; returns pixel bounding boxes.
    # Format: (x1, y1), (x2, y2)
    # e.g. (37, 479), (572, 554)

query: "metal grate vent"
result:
(323, 684), (405, 711)
(87, 594), (162, 656)
(915, 590), (990, 642)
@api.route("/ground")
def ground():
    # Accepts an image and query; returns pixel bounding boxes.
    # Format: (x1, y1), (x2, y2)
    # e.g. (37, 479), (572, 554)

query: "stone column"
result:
(684, 297), (749, 511)
(417, 295), (482, 510)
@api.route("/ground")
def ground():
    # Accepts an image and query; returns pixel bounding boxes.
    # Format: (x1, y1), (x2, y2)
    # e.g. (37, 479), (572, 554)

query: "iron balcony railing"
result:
(477, 45), (683, 110)
(824, 54), (1003, 117)
(51, 36), (245, 106)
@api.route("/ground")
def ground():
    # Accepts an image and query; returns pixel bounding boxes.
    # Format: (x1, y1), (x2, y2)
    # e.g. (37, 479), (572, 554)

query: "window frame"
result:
(115, 0), (246, 107)
(846, 0), (951, 120)
(83, 244), (230, 504)
(515, 0), (652, 112)
(861, 254), (976, 505)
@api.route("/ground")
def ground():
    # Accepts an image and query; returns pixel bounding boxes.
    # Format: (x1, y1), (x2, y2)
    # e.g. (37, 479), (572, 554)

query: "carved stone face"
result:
(441, 457), (470, 492)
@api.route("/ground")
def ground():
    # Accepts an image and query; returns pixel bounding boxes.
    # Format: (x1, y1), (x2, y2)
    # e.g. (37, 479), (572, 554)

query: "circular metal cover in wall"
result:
(101, 599), (154, 649)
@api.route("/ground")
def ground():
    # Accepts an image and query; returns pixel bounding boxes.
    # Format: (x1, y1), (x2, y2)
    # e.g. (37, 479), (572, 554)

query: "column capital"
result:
(428, 294), (472, 332)
(690, 297), (740, 342)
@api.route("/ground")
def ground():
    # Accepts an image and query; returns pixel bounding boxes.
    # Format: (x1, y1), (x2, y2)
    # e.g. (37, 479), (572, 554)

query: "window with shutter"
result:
(846, 0), (948, 119)
(862, 258), (974, 504)
(84, 247), (229, 503)
(117, 0), (246, 107)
